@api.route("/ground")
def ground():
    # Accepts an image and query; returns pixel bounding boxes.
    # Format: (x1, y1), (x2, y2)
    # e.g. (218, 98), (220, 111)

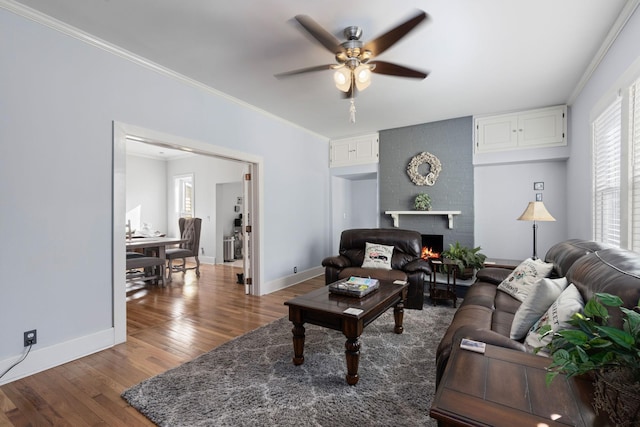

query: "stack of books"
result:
(329, 276), (380, 297)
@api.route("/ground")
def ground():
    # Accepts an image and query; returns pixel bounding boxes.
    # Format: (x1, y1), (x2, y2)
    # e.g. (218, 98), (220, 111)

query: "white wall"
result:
(0, 7), (329, 384)
(350, 178), (378, 229)
(474, 160), (567, 260)
(125, 154), (168, 234)
(329, 163), (379, 251)
(567, 7), (640, 239)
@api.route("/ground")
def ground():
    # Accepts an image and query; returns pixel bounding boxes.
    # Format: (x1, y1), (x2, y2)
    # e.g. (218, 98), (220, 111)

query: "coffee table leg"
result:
(393, 301), (405, 334)
(292, 322), (305, 365)
(345, 337), (360, 385)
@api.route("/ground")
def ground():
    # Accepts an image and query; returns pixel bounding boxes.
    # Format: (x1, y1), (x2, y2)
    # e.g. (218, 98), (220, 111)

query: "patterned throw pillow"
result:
(510, 277), (569, 340)
(361, 242), (394, 270)
(497, 258), (554, 302)
(524, 284), (585, 354)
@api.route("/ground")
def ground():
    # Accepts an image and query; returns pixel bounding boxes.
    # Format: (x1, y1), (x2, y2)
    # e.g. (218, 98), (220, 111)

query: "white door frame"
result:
(112, 121), (264, 343)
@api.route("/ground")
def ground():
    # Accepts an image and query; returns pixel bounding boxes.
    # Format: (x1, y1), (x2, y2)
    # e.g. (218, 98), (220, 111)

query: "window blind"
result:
(631, 79), (640, 251)
(593, 98), (622, 246)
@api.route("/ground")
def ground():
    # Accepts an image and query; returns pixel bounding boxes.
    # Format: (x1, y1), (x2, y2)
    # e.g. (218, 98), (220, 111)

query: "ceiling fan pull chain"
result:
(349, 98), (356, 124)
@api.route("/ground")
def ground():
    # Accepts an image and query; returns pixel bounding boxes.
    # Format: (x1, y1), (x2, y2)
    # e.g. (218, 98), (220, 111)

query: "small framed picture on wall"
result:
(534, 182), (544, 191)
(536, 193), (543, 201)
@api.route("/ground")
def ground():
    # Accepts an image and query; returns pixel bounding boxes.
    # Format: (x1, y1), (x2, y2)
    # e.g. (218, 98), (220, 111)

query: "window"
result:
(174, 174), (194, 218)
(631, 79), (640, 251)
(592, 98), (621, 246)
(593, 76), (640, 250)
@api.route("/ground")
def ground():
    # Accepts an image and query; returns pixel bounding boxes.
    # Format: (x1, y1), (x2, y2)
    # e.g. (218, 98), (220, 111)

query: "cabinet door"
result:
(330, 134), (379, 167)
(518, 107), (565, 148)
(475, 115), (518, 153)
(330, 140), (352, 166)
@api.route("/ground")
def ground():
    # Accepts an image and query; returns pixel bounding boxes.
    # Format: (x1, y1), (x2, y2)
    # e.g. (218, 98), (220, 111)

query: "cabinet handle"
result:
(519, 129), (523, 132)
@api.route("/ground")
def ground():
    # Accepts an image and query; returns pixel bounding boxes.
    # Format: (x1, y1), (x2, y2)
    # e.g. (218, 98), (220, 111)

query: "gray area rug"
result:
(122, 303), (456, 426)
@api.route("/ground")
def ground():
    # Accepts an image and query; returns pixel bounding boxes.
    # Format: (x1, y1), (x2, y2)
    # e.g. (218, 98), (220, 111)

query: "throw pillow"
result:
(361, 242), (394, 270)
(497, 258), (554, 302)
(524, 284), (585, 354)
(510, 277), (569, 340)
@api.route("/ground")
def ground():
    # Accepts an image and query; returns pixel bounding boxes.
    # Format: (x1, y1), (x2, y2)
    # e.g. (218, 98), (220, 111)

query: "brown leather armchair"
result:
(322, 228), (432, 309)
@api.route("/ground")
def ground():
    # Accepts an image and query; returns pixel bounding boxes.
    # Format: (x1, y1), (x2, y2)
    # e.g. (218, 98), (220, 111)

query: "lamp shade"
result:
(517, 201), (556, 222)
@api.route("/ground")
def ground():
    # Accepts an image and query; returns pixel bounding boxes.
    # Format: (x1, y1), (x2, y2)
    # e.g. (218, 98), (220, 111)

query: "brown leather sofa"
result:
(435, 239), (640, 385)
(321, 228), (432, 309)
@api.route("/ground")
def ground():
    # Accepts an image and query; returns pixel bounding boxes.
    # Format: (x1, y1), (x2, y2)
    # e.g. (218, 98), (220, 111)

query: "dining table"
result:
(125, 236), (186, 261)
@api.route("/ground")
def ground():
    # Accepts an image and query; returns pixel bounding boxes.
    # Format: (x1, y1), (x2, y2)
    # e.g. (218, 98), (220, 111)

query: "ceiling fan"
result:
(275, 10), (429, 122)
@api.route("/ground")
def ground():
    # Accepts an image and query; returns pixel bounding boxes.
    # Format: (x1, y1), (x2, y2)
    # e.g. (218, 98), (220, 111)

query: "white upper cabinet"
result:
(330, 134), (379, 167)
(474, 105), (566, 153)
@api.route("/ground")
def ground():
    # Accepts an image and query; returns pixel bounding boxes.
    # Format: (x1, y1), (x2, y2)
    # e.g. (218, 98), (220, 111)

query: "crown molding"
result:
(0, 0), (329, 141)
(568, 0), (640, 104)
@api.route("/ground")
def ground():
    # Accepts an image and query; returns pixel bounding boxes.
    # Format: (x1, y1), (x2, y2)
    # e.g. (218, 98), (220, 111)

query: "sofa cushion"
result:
(524, 283), (584, 354)
(544, 239), (614, 278)
(566, 248), (640, 328)
(361, 242), (393, 270)
(475, 267), (512, 285)
(510, 277), (569, 340)
(460, 281), (501, 309)
(493, 289), (522, 315)
(497, 258), (554, 302)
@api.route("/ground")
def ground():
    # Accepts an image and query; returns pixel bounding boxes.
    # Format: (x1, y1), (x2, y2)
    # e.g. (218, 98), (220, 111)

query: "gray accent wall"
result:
(379, 116), (475, 249)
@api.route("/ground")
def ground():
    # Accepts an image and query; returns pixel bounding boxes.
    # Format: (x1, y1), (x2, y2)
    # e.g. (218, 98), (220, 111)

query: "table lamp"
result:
(517, 201), (556, 259)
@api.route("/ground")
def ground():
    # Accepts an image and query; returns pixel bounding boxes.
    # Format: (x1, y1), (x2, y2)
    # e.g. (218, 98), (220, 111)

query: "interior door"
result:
(242, 165), (253, 295)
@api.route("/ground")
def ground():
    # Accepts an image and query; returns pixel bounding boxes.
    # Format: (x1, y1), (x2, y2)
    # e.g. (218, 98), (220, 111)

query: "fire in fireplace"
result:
(421, 234), (444, 260)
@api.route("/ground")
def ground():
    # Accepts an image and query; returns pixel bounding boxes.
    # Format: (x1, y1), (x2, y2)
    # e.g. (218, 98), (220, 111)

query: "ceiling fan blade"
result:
(370, 61), (428, 79)
(295, 15), (343, 54)
(274, 64), (334, 78)
(364, 10), (427, 57)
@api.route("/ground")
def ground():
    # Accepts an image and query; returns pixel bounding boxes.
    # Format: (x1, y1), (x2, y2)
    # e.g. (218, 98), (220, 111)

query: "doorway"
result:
(112, 121), (263, 344)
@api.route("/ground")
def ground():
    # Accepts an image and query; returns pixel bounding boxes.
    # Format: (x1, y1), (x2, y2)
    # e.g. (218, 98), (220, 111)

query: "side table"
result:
(428, 258), (457, 308)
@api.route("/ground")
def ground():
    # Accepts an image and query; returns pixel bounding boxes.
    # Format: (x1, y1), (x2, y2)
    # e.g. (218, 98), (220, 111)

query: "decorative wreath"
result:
(407, 152), (442, 186)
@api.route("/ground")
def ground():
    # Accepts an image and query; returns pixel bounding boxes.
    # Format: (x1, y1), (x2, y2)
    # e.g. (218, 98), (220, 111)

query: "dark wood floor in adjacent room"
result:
(0, 264), (325, 426)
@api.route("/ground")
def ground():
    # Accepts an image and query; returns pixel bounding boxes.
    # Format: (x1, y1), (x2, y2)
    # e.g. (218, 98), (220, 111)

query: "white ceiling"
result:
(9, 0), (635, 139)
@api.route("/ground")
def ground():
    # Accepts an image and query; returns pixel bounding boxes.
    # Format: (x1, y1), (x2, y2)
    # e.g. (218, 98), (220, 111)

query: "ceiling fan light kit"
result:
(276, 10), (429, 123)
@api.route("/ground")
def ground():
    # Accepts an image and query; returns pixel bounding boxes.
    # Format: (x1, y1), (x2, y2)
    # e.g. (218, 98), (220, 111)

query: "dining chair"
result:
(166, 217), (202, 282)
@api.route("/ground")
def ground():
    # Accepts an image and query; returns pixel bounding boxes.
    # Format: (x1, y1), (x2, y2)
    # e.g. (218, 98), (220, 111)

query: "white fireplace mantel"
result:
(384, 210), (462, 229)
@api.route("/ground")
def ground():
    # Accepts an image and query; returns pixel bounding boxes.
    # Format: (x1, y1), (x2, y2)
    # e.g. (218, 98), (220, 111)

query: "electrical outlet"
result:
(294, 266), (297, 274)
(24, 329), (37, 347)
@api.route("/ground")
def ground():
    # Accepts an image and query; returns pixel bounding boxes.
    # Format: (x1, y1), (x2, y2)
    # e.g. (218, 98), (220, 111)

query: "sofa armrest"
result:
(321, 255), (352, 269)
(403, 258), (432, 275)
(475, 267), (512, 285)
(453, 325), (527, 353)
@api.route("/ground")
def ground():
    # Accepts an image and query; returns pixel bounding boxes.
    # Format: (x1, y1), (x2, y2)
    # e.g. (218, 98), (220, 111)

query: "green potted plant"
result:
(414, 193), (431, 211)
(540, 293), (640, 426)
(440, 241), (487, 280)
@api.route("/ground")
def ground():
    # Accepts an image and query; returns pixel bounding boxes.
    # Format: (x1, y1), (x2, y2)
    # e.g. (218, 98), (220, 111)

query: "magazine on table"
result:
(329, 276), (380, 297)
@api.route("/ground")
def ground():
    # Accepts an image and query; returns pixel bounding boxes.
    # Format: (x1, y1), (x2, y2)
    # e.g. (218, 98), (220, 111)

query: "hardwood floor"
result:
(0, 264), (325, 426)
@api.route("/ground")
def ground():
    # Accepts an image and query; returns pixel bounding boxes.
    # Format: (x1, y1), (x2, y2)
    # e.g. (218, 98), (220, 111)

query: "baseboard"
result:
(199, 255), (216, 265)
(0, 328), (114, 386)
(265, 266), (324, 294)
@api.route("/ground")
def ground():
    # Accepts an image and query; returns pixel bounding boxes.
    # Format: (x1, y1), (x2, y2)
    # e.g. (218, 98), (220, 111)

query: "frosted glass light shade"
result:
(354, 65), (371, 91)
(334, 68), (351, 92)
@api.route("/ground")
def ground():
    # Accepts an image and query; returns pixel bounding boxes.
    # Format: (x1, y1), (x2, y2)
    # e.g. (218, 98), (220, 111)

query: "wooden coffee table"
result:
(284, 280), (409, 385)
(430, 337), (609, 426)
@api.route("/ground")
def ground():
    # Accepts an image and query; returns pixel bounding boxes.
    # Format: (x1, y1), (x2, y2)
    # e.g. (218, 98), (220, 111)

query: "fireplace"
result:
(421, 234), (444, 260)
